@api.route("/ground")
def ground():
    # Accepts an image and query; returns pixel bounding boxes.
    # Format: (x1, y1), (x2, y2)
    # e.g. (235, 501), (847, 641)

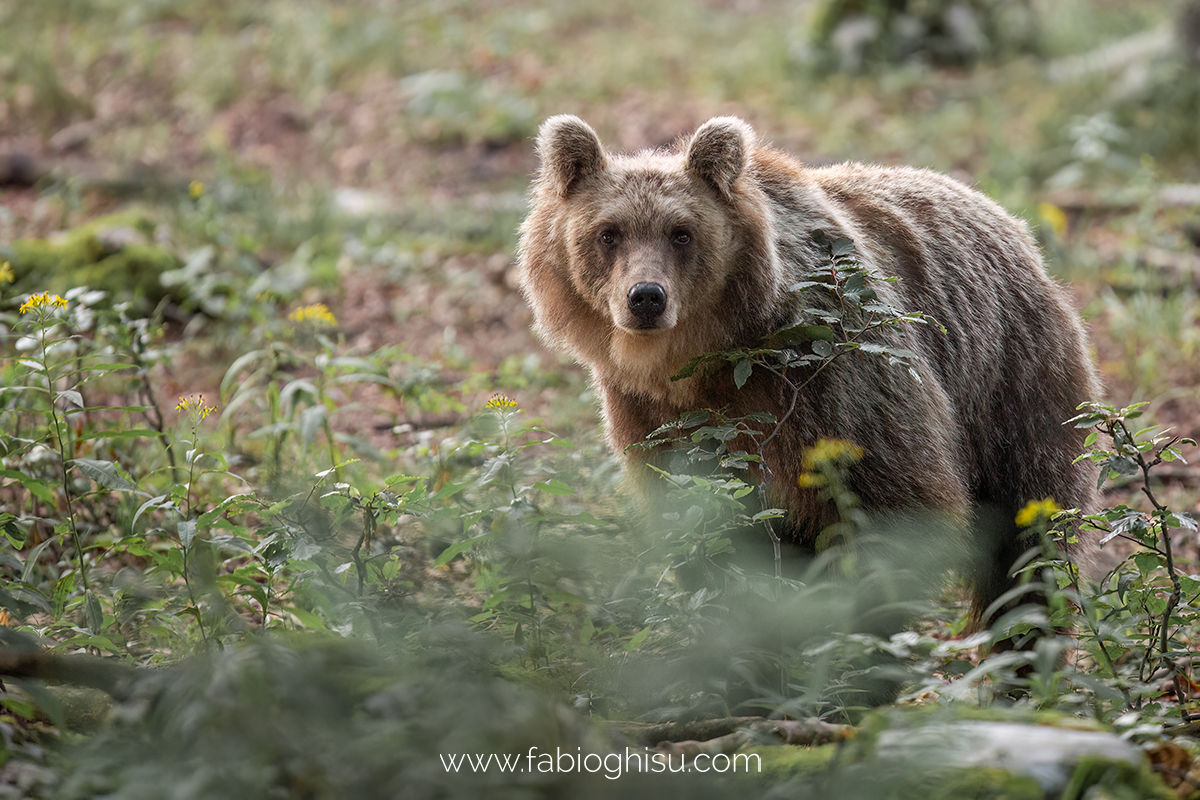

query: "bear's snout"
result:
(627, 282), (667, 327)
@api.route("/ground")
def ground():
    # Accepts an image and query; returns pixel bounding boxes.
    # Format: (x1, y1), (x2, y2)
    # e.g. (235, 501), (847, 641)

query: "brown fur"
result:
(516, 115), (1101, 614)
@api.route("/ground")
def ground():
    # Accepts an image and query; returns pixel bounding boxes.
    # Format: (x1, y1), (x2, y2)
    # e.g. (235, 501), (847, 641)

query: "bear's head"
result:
(518, 115), (786, 400)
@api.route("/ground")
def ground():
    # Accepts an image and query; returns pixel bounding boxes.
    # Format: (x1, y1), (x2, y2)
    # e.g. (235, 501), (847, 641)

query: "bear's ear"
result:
(685, 117), (754, 198)
(536, 115), (607, 198)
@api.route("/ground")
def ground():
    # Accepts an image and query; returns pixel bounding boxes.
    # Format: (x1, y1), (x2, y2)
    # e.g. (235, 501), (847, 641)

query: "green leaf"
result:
(541, 436), (577, 448)
(859, 342), (912, 358)
(733, 358), (752, 389)
(84, 589), (104, 633)
(53, 572), (75, 620)
(80, 363), (138, 374)
(831, 237), (856, 257)
(671, 357), (702, 381)
(75, 404), (153, 415)
(22, 537), (60, 584)
(298, 404), (327, 445)
(623, 625), (651, 652)
(0, 585), (46, 616)
(432, 481), (465, 501)
(433, 531), (495, 567)
(228, 574), (268, 608)
(0, 385), (49, 397)
(178, 518), (197, 548)
(1105, 455), (1139, 479)
(72, 458), (142, 494)
(280, 379), (318, 410)
(155, 547), (185, 575)
(60, 633), (122, 654)
(314, 459), (359, 479)
(0, 515), (24, 548)
(197, 494), (259, 527)
(0, 695), (37, 721)
(1132, 552), (1160, 577)
(380, 556), (402, 581)
(844, 271), (868, 294)
(56, 389), (83, 409)
(534, 479), (574, 496)
(287, 607), (327, 630)
(384, 474), (421, 487)
(220, 349), (270, 398)
(211, 534), (255, 554)
(0, 468), (57, 504)
(75, 428), (164, 443)
(765, 324), (835, 348)
(132, 495), (173, 528)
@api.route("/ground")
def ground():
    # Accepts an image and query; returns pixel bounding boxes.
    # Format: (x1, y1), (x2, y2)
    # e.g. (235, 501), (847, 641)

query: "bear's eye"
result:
(598, 230), (620, 248)
(671, 230), (692, 246)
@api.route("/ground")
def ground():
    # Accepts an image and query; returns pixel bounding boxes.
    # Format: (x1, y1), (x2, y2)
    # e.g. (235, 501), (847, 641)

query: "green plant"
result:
(660, 230), (935, 569)
(1069, 401), (1198, 721)
(918, 401), (1199, 722)
(220, 303), (392, 482)
(435, 394), (609, 669)
(1, 288), (174, 652)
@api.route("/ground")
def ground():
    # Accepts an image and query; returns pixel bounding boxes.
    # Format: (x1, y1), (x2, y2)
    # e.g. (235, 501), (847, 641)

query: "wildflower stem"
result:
(180, 422), (209, 644)
(32, 314), (91, 596)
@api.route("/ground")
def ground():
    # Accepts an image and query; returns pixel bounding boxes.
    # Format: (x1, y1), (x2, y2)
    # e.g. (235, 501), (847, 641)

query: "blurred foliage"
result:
(806, 0), (1043, 71)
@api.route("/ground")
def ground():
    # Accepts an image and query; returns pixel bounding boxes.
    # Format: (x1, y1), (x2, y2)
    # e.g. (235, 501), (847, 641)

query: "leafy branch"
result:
(1070, 400), (1198, 719)
(660, 230), (938, 548)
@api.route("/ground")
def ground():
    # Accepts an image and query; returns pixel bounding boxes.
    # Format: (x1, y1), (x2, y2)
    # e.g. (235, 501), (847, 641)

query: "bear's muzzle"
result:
(626, 282), (668, 328)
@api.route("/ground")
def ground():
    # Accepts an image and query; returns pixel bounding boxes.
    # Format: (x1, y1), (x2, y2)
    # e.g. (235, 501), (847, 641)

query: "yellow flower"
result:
(798, 439), (863, 489)
(1015, 497), (1061, 528)
(485, 394), (518, 411)
(288, 303), (337, 327)
(176, 394), (215, 420)
(19, 291), (67, 315)
(189, 180), (205, 199)
(0, 261), (14, 284)
(797, 472), (824, 489)
(1038, 203), (1068, 240)
(800, 438), (863, 472)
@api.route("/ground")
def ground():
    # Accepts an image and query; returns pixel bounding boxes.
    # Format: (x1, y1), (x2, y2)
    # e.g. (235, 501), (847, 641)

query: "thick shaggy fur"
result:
(516, 115), (1101, 613)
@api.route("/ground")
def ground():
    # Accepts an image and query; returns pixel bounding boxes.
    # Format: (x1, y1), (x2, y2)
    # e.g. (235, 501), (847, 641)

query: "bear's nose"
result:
(627, 282), (667, 325)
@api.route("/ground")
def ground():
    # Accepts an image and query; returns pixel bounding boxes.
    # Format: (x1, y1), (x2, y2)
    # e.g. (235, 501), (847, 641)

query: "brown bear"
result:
(515, 114), (1100, 619)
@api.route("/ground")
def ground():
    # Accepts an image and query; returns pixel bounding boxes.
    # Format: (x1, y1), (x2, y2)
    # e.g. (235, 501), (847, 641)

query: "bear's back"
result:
(780, 158), (1099, 507)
